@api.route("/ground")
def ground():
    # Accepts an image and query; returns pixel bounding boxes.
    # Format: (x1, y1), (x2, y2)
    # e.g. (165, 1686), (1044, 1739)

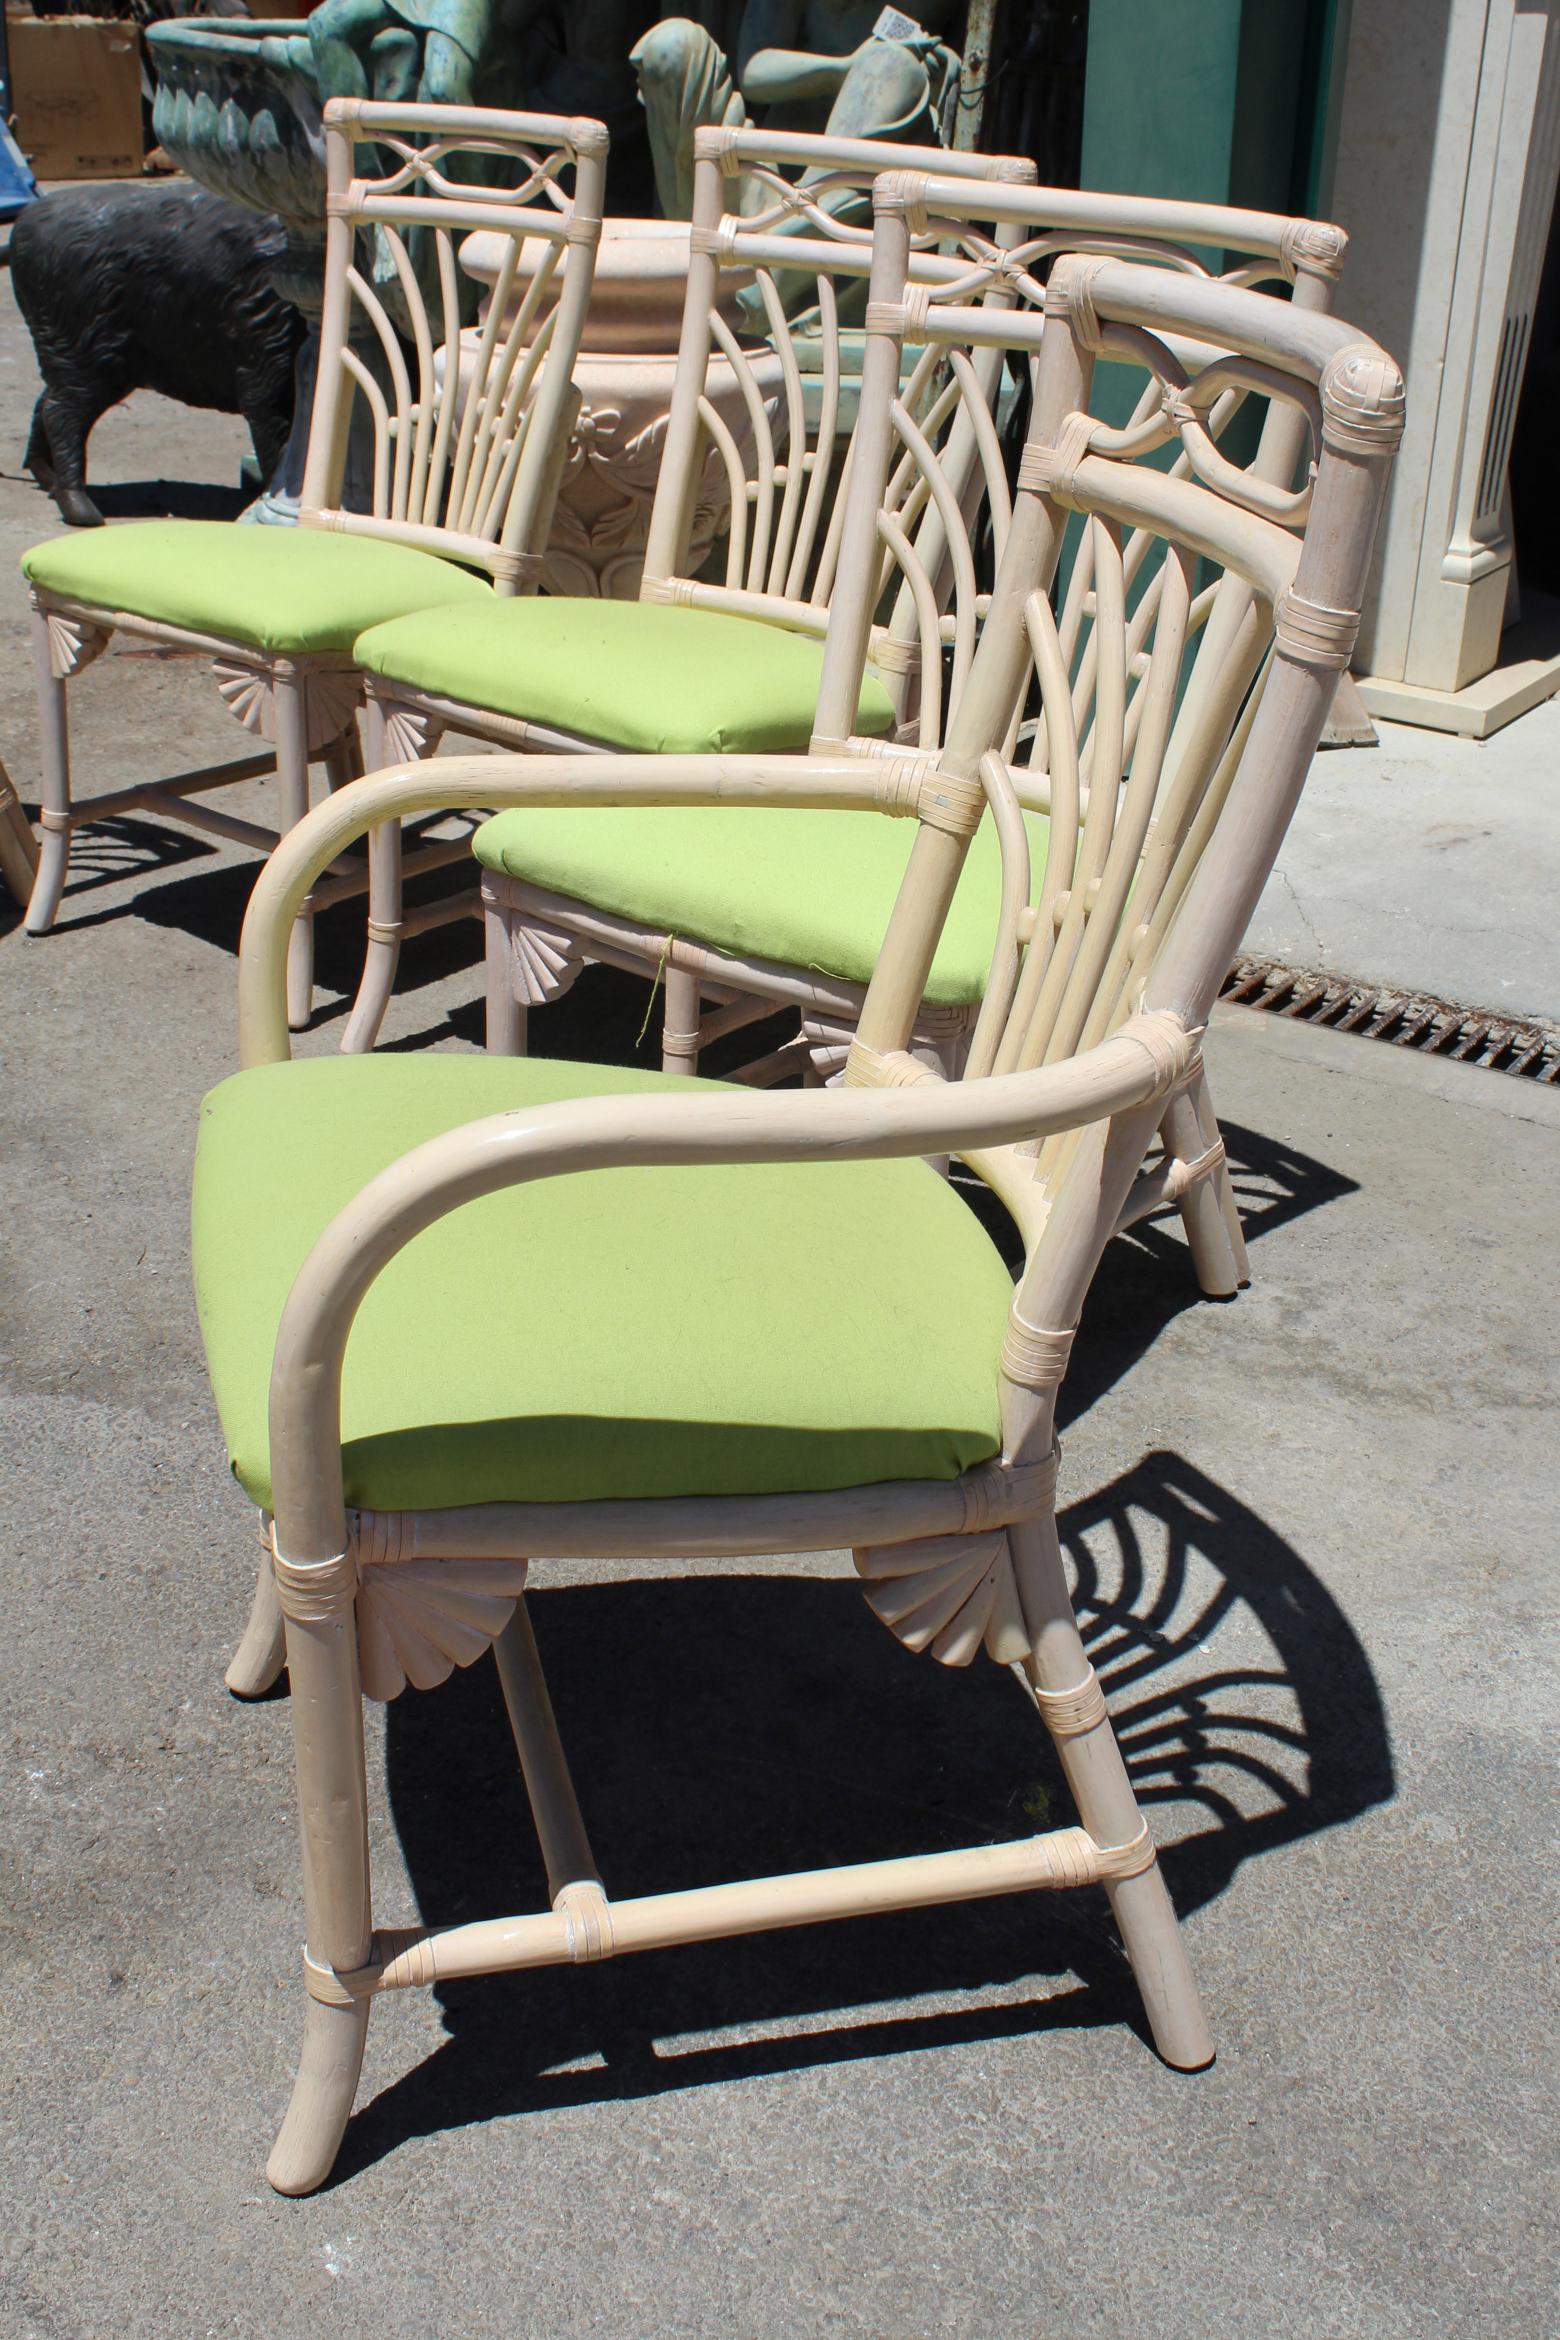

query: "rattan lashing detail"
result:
(1000, 1312), (1076, 1390)
(1274, 586), (1360, 671)
(1031, 1670), (1110, 1739)
(1017, 411), (1098, 506)
(270, 1545), (356, 1623)
(1320, 343), (1407, 454)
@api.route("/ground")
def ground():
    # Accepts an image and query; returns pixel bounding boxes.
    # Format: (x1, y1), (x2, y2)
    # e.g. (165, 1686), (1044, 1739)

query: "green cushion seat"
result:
(192, 1053), (1014, 1516)
(22, 520), (493, 656)
(353, 597), (898, 752)
(472, 803), (1054, 1007)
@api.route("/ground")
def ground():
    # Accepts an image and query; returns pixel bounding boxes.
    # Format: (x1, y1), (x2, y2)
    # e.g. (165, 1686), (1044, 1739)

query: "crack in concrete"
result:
(1275, 866), (1327, 964)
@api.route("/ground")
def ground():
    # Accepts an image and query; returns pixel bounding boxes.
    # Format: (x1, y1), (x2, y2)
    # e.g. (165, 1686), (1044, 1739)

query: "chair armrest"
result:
(265, 1009), (1197, 1559)
(238, 748), (960, 1068)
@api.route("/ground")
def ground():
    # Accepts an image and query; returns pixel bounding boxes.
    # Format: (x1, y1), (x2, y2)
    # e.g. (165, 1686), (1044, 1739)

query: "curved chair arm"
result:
(265, 1008), (1198, 1562)
(238, 750), (968, 1068)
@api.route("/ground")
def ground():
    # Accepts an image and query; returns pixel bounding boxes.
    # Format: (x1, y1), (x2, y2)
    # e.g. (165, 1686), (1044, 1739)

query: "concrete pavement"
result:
(1247, 702), (1560, 1030)
(1, 263), (1558, 2340)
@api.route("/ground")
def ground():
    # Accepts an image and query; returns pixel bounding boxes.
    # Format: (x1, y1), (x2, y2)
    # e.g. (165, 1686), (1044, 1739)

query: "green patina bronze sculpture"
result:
(632, 1), (959, 222)
(269, 0), (640, 123)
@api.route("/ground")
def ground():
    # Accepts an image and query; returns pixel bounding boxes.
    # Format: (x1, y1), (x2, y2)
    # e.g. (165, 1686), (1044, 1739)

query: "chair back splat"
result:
(843, 213), (1402, 1466)
(813, 170), (1352, 768)
(300, 99), (609, 593)
(637, 124), (1040, 747)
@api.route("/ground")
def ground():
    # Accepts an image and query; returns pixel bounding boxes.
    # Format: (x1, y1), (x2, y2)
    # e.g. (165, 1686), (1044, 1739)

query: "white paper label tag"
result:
(873, 7), (925, 42)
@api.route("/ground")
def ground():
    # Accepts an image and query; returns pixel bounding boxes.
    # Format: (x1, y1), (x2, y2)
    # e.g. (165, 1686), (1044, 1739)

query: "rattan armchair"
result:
(340, 121), (1037, 1051)
(190, 253), (1401, 2192)
(19, 99), (606, 1026)
(472, 173), (1349, 1094)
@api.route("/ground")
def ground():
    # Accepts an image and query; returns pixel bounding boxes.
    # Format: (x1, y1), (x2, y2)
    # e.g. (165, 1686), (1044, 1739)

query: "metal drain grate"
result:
(1220, 959), (1560, 1083)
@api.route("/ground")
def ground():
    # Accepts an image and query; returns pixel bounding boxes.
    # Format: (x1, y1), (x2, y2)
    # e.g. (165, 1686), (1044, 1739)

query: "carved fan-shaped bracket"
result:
(40, 608), (110, 682)
(355, 1557), (530, 1701)
(373, 697), (444, 765)
(508, 914), (586, 1008)
(212, 657), (362, 753)
(854, 1529), (1033, 1668)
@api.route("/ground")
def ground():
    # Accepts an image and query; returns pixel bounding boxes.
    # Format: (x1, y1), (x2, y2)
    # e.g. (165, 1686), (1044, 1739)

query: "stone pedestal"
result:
(456, 216), (785, 599)
(1329, 0), (1560, 724)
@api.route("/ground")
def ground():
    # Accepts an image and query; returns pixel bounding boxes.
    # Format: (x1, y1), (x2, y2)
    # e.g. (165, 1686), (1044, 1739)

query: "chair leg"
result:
(266, 1566), (374, 2195)
(272, 669), (315, 1032)
(340, 698), (403, 1055)
(340, 819), (402, 1055)
(24, 612), (73, 935)
(226, 1530), (287, 1699)
(1160, 1074), (1246, 1299)
(1193, 1064), (1251, 1286)
(1009, 1513), (1214, 2071)
(661, 963), (702, 1075)
(268, 1995), (372, 2199)
(322, 722), (364, 787)
(485, 893), (527, 1056)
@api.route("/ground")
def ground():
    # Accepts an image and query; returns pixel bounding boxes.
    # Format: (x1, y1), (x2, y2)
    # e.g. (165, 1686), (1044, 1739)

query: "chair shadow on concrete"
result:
(0, 810), (216, 940)
(38, 820), (458, 996)
(331, 1445), (1392, 2185)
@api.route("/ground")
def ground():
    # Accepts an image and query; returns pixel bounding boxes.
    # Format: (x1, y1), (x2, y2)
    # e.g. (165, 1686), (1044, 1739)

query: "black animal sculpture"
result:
(10, 179), (305, 528)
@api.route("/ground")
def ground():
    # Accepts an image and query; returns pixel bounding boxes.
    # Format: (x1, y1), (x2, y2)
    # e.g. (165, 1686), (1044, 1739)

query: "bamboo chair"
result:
(191, 251), (1401, 2193)
(341, 122), (1038, 1052)
(477, 176), (1350, 1097)
(18, 98), (606, 1028)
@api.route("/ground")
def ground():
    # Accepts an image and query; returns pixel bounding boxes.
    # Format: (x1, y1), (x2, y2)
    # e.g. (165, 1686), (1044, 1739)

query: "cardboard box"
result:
(7, 13), (143, 180)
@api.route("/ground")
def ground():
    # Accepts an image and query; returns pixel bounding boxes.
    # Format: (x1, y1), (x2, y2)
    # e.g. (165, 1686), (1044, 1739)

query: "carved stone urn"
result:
(456, 216), (786, 599)
(146, 18), (334, 521)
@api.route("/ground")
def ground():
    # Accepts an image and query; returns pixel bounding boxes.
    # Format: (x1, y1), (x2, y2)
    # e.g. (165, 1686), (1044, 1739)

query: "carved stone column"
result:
(1330, 0), (1560, 731)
